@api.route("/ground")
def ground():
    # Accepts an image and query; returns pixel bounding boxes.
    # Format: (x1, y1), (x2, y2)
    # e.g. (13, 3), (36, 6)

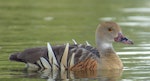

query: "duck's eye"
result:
(108, 28), (112, 32)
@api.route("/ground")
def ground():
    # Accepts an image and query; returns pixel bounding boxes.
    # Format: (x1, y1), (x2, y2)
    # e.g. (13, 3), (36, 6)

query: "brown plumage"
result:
(70, 58), (98, 71)
(9, 21), (133, 71)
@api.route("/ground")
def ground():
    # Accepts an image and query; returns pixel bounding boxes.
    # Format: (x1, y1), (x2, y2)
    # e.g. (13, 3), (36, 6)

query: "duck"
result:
(9, 21), (133, 71)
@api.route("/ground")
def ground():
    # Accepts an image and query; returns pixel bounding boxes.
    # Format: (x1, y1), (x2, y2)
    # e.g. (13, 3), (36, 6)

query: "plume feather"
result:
(47, 42), (59, 70)
(60, 43), (69, 70)
(72, 39), (77, 45)
(69, 53), (75, 68)
(86, 41), (91, 46)
(40, 57), (51, 69)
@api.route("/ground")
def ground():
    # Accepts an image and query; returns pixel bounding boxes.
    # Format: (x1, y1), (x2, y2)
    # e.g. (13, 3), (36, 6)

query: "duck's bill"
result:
(114, 33), (134, 45)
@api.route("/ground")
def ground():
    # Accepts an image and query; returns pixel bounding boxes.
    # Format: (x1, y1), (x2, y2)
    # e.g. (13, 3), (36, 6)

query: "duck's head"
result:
(96, 22), (133, 45)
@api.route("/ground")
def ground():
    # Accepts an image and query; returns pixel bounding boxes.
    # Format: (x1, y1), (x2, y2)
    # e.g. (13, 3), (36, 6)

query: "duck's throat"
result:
(101, 42), (112, 50)
(96, 39), (115, 55)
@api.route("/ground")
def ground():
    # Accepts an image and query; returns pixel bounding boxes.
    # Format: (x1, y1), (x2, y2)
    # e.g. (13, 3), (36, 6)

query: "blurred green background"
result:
(0, 0), (150, 80)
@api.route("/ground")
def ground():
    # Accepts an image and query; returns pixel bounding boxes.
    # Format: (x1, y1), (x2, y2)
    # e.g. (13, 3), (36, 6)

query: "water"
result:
(0, 0), (150, 81)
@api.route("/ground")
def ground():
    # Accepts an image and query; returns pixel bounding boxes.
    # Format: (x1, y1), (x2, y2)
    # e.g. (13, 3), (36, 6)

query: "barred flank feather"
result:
(40, 57), (51, 69)
(47, 43), (59, 70)
(69, 53), (75, 69)
(60, 43), (69, 70)
(39, 42), (99, 71)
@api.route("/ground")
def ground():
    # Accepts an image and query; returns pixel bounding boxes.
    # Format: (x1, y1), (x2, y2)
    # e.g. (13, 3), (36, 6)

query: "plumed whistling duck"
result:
(9, 21), (133, 71)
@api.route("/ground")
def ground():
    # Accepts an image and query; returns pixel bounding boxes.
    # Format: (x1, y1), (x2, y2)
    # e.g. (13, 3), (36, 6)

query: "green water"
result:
(0, 0), (150, 81)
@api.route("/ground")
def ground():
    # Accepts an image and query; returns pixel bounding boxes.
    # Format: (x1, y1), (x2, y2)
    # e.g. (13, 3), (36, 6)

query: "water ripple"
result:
(127, 16), (150, 21)
(44, 16), (54, 21)
(138, 44), (150, 46)
(123, 8), (150, 13)
(99, 16), (150, 27)
(117, 51), (150, 55)
(122, 47), (150, 50)
(98, 17), (116, 21)
(118, 22), (150, 27)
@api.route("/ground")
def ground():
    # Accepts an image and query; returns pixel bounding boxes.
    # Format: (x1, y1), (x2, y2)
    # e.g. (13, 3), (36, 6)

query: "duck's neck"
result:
(96, 37), (115, 56)
(96, 36), (123, 69)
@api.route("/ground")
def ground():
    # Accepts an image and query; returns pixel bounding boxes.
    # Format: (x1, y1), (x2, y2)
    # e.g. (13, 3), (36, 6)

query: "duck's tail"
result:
(9, 52), (24, 62)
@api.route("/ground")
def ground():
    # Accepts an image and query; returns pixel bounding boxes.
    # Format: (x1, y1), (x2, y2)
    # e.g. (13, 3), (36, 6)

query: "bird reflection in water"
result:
(32, 69), (123, 81)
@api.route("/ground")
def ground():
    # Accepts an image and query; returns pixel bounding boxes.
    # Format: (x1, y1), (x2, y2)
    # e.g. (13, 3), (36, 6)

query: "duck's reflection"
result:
(36, 69), (123, 81)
